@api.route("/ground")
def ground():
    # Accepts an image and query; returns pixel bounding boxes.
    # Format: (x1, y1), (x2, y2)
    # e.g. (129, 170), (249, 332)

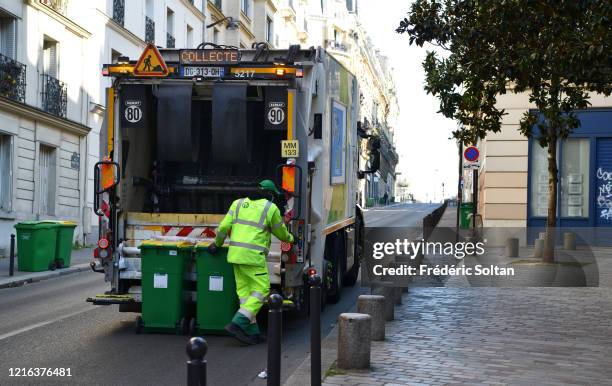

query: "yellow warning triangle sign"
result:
(133, 44), (169, 77)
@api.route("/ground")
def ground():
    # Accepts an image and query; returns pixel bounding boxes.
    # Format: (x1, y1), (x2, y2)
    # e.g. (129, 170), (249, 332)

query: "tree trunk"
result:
(544, 136), (558, 263)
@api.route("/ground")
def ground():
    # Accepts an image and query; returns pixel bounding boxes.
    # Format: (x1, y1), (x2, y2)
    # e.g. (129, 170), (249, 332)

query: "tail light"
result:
(307, 267), (317, 277)
(275, 68), (285, 77)
(295, 68), (303, 78)
(282, 166), (296, 193)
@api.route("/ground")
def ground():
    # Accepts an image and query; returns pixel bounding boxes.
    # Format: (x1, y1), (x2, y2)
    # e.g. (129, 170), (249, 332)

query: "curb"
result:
(0, 263), (92, 289)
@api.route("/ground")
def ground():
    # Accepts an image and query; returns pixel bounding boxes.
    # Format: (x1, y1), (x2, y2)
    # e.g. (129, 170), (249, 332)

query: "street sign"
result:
(133, 44), (169, 77)
(464, 146), (480, 162)
(463, 161), (480, 170)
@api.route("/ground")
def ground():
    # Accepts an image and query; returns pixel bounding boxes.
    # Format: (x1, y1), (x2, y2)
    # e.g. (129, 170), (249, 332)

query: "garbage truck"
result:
(88, 43), (376, 315)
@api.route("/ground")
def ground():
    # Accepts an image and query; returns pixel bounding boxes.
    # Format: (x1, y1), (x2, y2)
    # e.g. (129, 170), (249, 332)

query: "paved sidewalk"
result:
(323, 287), (612, 386)
(0, 247), (94, 288)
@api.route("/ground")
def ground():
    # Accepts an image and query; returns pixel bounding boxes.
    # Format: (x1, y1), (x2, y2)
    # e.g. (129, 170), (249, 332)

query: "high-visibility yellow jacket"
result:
(215, 198), (294, 267)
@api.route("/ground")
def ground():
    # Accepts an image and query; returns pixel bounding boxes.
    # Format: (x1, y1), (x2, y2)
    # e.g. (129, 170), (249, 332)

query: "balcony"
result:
(41, 74), (67, 118)
(327, 40), (348, 52)
(113, 0), (125, 26)
(40, 0), (68, 16)
(167, 33), (175, 48)
(0, 54), (26, 104)
(145, 16), (155, 44)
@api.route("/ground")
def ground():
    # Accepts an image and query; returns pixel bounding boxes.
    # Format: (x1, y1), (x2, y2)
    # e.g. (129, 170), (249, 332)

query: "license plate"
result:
(182, 66), (224, 78)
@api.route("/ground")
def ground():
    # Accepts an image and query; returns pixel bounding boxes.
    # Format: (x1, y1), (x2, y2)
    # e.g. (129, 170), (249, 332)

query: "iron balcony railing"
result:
(41, 74), (67, 118)
(113, 0), (125, 26)
(145, 16), (155, 44)
(167, 33), (175, 48)
(40, 0), (68, 16)
(0, 53), (26, 103)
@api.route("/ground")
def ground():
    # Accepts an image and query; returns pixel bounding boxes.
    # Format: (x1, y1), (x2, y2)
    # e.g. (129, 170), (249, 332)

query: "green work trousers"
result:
(231, 263), (270, 336)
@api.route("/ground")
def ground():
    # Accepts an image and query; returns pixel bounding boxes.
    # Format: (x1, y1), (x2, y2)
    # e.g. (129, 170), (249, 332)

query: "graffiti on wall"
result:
(597, 168), (612, 221)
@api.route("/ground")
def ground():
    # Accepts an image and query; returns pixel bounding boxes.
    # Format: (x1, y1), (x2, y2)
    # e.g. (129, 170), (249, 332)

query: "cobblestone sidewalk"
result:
(324, 287), (612, 386)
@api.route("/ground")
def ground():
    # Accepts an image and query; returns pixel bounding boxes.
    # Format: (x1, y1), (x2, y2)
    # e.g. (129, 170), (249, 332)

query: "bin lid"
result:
(14, 221), (59, 230)
(140, 240), (194, 250)
(195, 241), (228, 250)
(42, 220), (78, 227)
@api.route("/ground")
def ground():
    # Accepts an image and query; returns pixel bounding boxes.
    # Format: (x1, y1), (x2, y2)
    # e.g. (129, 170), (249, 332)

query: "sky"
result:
(358, 0), (459, 202)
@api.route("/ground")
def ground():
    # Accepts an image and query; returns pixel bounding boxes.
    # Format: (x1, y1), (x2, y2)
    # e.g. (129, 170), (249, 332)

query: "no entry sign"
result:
(464, 146), (480, 162)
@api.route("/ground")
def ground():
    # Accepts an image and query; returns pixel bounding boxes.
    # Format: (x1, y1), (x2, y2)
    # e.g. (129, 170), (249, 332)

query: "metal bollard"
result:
(186, 336), (208, 386)
(309, 274), (322, 386)
(9, 234), (15, 277)
(267, 293), (283, 386)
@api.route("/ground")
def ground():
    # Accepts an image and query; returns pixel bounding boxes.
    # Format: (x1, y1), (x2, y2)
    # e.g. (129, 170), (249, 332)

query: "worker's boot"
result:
(225, 314), (260, 345)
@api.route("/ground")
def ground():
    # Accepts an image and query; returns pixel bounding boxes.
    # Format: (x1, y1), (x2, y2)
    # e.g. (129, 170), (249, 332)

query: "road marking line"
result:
(0, 307), (95, 341)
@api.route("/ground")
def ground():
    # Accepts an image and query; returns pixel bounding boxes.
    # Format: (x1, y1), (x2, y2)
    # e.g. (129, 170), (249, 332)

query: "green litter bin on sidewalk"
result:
(460, 202), (474, 229)
(43, 220), (77, 268)
(139, 240), (193, 334)
(193, 243), (239, 334)
(14, 222), (59, 272)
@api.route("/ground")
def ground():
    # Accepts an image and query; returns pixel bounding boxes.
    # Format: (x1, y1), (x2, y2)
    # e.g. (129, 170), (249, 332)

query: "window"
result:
(241, 0), (251, 18)
(39, 144), (56, 216)
(166, 8), (174, 36)
(0, 133), (12, 211)
(213, 29), (219, 45)
(111, 49), (122, 64)
(43, 37), (58, 78)
(186, 25), (193, 48)
(530, 141), (556, 217)
(265, 16), (273, 43)
(560, 139), (590, 218)
(0, 12), (17, 59)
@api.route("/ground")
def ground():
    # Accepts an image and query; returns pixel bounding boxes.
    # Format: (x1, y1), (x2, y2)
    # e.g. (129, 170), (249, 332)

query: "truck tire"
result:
(321, 260), (329, 311)
(344, 213), (363, 287)
(326, 257), (343, 304)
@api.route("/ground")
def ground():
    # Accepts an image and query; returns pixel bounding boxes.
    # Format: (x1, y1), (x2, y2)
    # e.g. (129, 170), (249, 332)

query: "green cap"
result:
(259, 179), (280, 195)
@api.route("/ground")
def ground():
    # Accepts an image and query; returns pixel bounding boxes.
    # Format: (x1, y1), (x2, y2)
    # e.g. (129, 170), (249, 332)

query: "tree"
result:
(397, 0), (612, 262)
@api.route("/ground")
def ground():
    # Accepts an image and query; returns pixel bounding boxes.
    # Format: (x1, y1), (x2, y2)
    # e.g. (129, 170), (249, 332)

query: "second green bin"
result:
(194, 243), (239, 334)
(140, 241), (193, 333)
(43, 220), (77, 268)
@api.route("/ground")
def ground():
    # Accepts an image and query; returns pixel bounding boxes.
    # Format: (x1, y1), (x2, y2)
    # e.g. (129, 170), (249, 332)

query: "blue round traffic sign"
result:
(464, 146), (480, 162)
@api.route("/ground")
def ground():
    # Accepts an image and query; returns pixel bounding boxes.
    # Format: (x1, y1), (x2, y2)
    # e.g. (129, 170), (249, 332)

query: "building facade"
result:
(477, 92), (612, 232)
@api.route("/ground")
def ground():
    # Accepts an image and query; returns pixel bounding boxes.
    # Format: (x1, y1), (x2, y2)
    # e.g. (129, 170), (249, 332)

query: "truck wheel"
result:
(326, 257), (343, 304)
(295, 282), (310, 318)
(344, 212), (364, 287)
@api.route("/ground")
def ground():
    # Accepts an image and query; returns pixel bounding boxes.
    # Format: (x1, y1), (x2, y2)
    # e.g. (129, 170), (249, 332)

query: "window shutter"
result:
(0, 135), (12, 211)
(5, 18), (15, 59)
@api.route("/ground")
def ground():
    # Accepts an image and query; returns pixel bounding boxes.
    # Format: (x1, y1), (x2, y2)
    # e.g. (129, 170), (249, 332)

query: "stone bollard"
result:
(564, 232), (576, 250)
(337, 313), (371, 369)
(371, 283), (395, 321)
(357, 295), (385, 341)
(505, 238), (519, 258)
(534, 238), (544, 258)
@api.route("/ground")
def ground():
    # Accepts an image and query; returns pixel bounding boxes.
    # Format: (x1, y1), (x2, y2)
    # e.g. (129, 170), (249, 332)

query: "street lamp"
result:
(206, 16), (239, 30)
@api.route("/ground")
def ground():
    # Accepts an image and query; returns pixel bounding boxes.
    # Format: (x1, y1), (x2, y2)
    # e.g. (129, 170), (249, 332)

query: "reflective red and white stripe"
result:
(161, 226), (216, 238)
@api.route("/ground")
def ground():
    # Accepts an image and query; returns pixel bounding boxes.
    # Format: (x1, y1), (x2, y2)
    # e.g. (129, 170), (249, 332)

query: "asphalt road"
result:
(0, 203), (439, 386)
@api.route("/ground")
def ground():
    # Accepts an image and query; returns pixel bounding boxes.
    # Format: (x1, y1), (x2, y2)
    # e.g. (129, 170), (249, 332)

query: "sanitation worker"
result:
(208, 179), (295, 345)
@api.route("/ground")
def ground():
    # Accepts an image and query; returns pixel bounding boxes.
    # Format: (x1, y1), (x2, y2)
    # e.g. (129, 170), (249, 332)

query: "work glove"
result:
(208, 243), (218, 255)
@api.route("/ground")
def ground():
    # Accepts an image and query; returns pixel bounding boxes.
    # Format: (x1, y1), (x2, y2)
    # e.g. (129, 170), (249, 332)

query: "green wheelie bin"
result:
(43, 220), (77, 268)
(193, 243), (239, 334)
(14, 222), (59, 272)
(460, 202), (474, 229)
(138, 240), (193, 334)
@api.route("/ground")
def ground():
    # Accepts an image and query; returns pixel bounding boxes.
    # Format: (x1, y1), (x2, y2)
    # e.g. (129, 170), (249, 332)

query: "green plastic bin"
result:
(14, 222), (59, 272)
(140, 240), (193, 333)
(460, 202), (474, 229)
(43, 220), (77, 268)
(194, 243), (239, 334)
